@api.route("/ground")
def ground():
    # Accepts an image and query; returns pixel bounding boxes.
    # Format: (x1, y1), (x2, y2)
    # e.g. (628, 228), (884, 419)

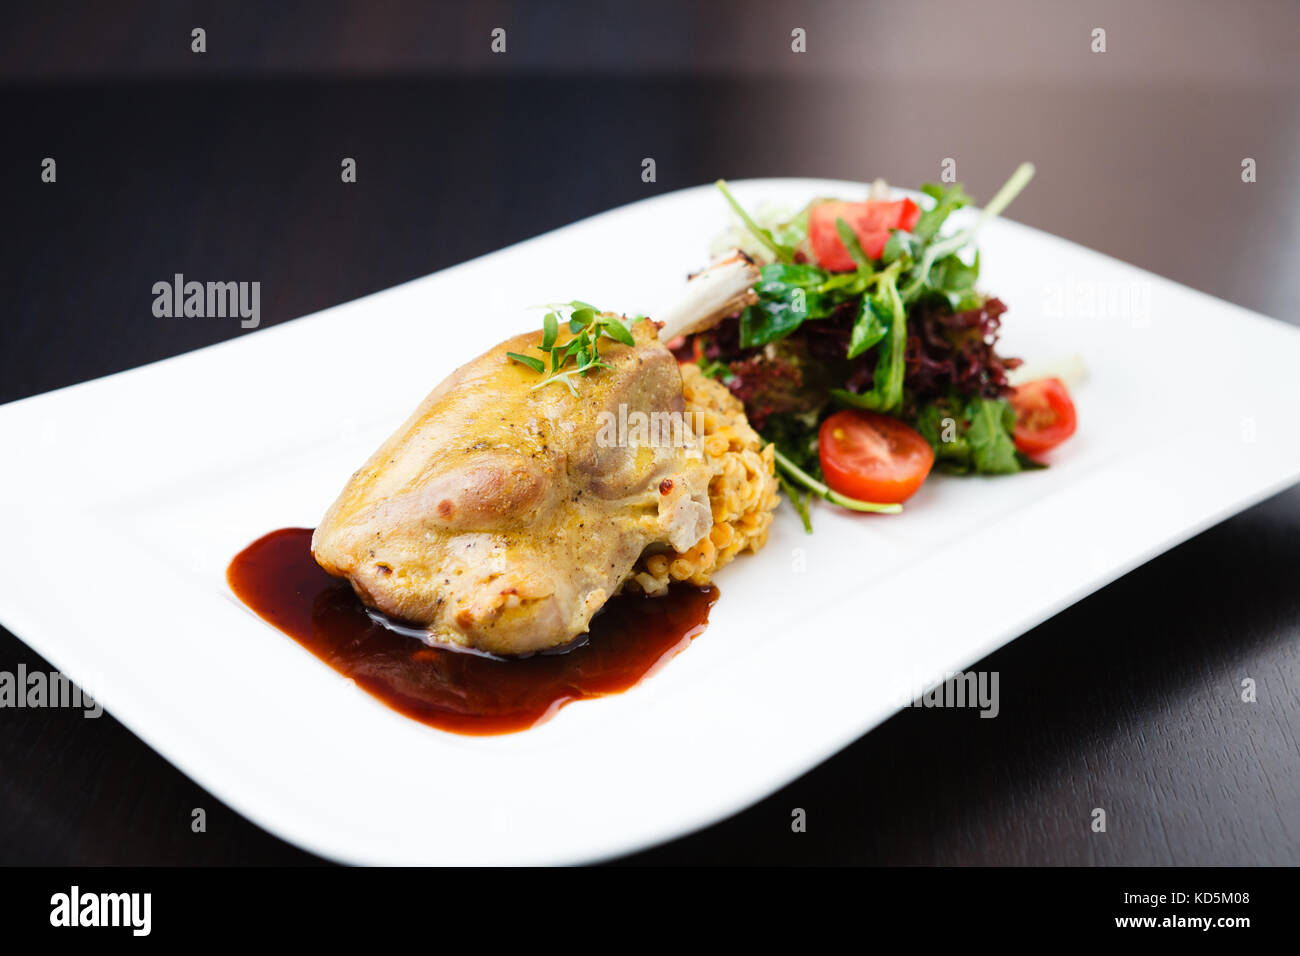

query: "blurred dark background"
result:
(1, 1), (1297, 864)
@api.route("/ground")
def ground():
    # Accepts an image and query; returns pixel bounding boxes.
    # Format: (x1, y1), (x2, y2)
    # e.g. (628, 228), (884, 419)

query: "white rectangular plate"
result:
(3, 180), (1300, 865)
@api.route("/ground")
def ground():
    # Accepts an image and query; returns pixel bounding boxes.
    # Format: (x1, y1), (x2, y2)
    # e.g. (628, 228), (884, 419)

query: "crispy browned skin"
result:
(311, 320), (712, 656)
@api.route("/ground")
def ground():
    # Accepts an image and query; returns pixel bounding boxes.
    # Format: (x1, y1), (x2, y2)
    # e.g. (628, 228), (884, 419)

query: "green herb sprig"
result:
(506, 301), (637, 395)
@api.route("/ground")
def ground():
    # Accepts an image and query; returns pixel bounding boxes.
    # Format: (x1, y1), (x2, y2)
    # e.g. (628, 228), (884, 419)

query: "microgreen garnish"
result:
(507, 301), (636, 395)
(504, 351), (545, 374)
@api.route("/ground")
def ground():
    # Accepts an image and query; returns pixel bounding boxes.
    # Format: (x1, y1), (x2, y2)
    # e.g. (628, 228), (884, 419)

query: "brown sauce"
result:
(227, 528), (717, 735)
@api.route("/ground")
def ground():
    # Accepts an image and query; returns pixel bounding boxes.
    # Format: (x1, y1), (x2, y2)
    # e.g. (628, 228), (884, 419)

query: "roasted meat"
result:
(312, 253), (762, 656)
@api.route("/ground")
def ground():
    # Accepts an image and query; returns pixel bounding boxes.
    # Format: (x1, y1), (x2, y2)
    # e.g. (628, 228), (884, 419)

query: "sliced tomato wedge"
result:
(1008, 377), (1077, 457)
(809, 198), (921, 271)
(818, 409), (934, 504)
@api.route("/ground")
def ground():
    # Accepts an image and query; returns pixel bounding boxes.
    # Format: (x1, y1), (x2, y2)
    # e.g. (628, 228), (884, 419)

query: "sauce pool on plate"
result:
(227, 528), (717, 735)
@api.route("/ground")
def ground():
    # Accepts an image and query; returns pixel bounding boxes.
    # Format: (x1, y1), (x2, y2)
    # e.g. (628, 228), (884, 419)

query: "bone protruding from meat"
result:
(656, 248), (760, 343)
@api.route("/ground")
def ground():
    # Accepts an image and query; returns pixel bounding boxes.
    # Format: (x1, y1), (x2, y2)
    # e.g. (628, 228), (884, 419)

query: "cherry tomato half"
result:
(818, 409), (935, 504)
(809, 198), (921, 271)
(1008, 377), (1077, 457)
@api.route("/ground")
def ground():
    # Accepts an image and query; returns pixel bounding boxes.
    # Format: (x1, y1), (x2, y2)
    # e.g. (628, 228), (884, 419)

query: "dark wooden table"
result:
(1, 3), (1297, 865)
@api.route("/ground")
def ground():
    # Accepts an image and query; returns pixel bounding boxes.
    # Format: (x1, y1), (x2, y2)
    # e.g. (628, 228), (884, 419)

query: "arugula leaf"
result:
(740, 303), (802, 348)
(846, 294), (888, 359)
(740, 263), (833, 347)
(928, 251), (979, 294)
(881, 230), (918, 268)
(913, 401), (972, 470)
(926, 251), (982, 310)
(911, 395), (1023, 475)
(913, 183), (971, 242)
(834, 216), (875, 272)
(831, 265), (907, 412)
(965, 397), (1021, 474)
(817, 270), (873, 296)
(739, 257), (902, 348)
(900, 165), (1034, 305)
(760, 262), (830, 291)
